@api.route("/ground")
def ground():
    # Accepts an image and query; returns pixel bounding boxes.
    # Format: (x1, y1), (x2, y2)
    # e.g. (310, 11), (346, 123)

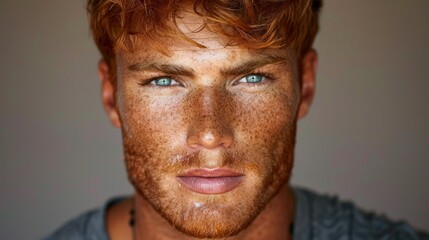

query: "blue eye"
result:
(238, 74), (264, 84)
(150, 77), (181, 87)
(153, 77), (172, 86)
(246, 75), (263, 83)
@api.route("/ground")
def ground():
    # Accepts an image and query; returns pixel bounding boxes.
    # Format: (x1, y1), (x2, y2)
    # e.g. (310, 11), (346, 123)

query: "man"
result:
(45, 0), (428, 239)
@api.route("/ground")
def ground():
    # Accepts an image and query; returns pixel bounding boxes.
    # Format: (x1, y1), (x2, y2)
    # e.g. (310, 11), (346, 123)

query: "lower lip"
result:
(177, 176), (244, 194)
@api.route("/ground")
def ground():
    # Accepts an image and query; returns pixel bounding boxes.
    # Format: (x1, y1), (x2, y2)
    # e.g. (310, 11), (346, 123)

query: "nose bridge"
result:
(199, 86), (223, 119)
(186, 86), (234, 149)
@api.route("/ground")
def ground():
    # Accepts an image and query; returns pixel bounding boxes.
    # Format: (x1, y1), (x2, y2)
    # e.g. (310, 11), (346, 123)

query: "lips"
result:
(177, 168), (244, 194)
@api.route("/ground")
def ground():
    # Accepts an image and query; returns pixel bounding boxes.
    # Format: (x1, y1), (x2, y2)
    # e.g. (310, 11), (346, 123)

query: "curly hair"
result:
(87, 0), (322, 68)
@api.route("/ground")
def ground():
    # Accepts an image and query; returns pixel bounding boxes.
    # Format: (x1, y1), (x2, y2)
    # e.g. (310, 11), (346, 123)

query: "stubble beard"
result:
(122, 126), (296, 239)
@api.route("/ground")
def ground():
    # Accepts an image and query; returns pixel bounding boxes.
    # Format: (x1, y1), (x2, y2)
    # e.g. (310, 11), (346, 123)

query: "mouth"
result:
(177, 168), (244, 194)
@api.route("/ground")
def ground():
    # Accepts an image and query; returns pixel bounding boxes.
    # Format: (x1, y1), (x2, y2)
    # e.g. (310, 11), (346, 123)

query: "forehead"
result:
(117, 47), (292, 69)
(115, 8), (293, 66)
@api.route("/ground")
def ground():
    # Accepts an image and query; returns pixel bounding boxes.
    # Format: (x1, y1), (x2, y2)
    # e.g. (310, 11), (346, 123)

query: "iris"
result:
(245, 74), (263, 83)
(154, 77), (172, 86)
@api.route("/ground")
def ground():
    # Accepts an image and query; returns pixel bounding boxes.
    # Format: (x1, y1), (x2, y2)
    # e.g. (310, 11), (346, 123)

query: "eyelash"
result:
(138, 71), (277, 89)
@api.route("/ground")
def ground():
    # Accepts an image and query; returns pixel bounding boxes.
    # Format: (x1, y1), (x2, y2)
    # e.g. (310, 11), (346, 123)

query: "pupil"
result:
(246, 75), (262, 83)
(156, 78), (171, 86)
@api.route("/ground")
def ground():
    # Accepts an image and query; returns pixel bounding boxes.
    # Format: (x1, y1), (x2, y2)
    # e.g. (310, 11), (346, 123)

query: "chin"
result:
(171, 206), (252, 238)
(154, 193), (264, 238)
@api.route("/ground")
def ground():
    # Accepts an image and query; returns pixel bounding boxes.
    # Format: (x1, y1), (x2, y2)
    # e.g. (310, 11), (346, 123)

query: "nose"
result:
(186, 87), (234, 149)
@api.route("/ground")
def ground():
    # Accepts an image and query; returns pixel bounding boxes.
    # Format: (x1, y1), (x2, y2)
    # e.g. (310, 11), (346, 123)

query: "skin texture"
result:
(100, 8), (317, 240)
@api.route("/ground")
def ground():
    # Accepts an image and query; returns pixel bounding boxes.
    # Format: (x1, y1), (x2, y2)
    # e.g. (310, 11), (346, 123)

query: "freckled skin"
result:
(117, 45), (299, 238)
(102, 8), (317, 240)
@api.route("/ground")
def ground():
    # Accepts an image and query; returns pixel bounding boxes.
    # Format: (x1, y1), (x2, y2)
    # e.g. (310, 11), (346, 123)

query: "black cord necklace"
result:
(129, 207), (136, 240)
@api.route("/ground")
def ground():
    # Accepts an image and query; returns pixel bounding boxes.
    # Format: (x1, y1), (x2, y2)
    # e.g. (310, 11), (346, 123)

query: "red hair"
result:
(87, 0), (322, 68)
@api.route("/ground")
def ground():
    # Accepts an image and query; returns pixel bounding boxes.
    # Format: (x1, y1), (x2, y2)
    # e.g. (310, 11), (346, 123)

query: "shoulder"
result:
(42, 197), (126, 240)
(43, 208), (105, 240)
(293, 187), (429, 240)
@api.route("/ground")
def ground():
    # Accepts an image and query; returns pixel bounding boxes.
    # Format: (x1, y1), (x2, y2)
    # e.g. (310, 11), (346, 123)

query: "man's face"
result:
(105, 10), (312, 239)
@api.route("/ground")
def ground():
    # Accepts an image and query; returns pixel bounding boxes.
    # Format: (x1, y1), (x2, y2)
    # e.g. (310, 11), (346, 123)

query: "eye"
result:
(237, 74), (265, 84)
(151, 77), (180, 87)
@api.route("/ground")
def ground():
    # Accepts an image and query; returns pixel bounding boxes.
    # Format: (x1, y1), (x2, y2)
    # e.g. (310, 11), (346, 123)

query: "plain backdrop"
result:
(1, 0), (428, 239)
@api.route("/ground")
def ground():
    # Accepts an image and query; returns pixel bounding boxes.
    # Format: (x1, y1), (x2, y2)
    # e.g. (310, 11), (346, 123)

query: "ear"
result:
(98, 60), (121, 128)
(298, 49), (317, 119)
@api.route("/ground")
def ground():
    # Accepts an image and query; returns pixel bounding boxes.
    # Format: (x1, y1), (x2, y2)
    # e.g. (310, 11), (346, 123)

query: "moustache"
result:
(125, 146), (247, 171)
(168, 149), (239, 170)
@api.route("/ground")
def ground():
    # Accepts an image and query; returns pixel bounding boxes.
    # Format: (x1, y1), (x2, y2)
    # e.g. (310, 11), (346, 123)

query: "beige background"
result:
(0, 0), (428, 239)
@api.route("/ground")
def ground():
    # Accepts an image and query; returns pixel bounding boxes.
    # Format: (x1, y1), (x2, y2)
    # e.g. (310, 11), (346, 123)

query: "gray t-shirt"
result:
(43, 187), (429, 240)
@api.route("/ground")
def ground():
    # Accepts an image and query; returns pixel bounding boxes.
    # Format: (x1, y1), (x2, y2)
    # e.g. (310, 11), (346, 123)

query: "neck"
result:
(133, 184), (295, 240)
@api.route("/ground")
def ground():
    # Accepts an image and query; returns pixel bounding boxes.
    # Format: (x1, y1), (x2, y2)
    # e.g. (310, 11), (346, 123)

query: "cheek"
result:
(233, 88), (298, 146)
(117, 85), (187, 155)
(232, 87), (298, 184)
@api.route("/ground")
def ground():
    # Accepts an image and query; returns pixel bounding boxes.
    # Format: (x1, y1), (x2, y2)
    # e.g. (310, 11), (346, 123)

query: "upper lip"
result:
(178, 168), (244, 177)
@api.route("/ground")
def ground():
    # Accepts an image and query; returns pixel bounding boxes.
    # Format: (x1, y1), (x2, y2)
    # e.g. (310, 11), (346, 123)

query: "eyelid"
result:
(250, 70), (277, 80)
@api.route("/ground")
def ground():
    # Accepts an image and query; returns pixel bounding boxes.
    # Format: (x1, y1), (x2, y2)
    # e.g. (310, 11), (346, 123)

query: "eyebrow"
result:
(128, 62), (195, 77)
(127, 53), (288, 77)
(220, 54), (288, 76)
